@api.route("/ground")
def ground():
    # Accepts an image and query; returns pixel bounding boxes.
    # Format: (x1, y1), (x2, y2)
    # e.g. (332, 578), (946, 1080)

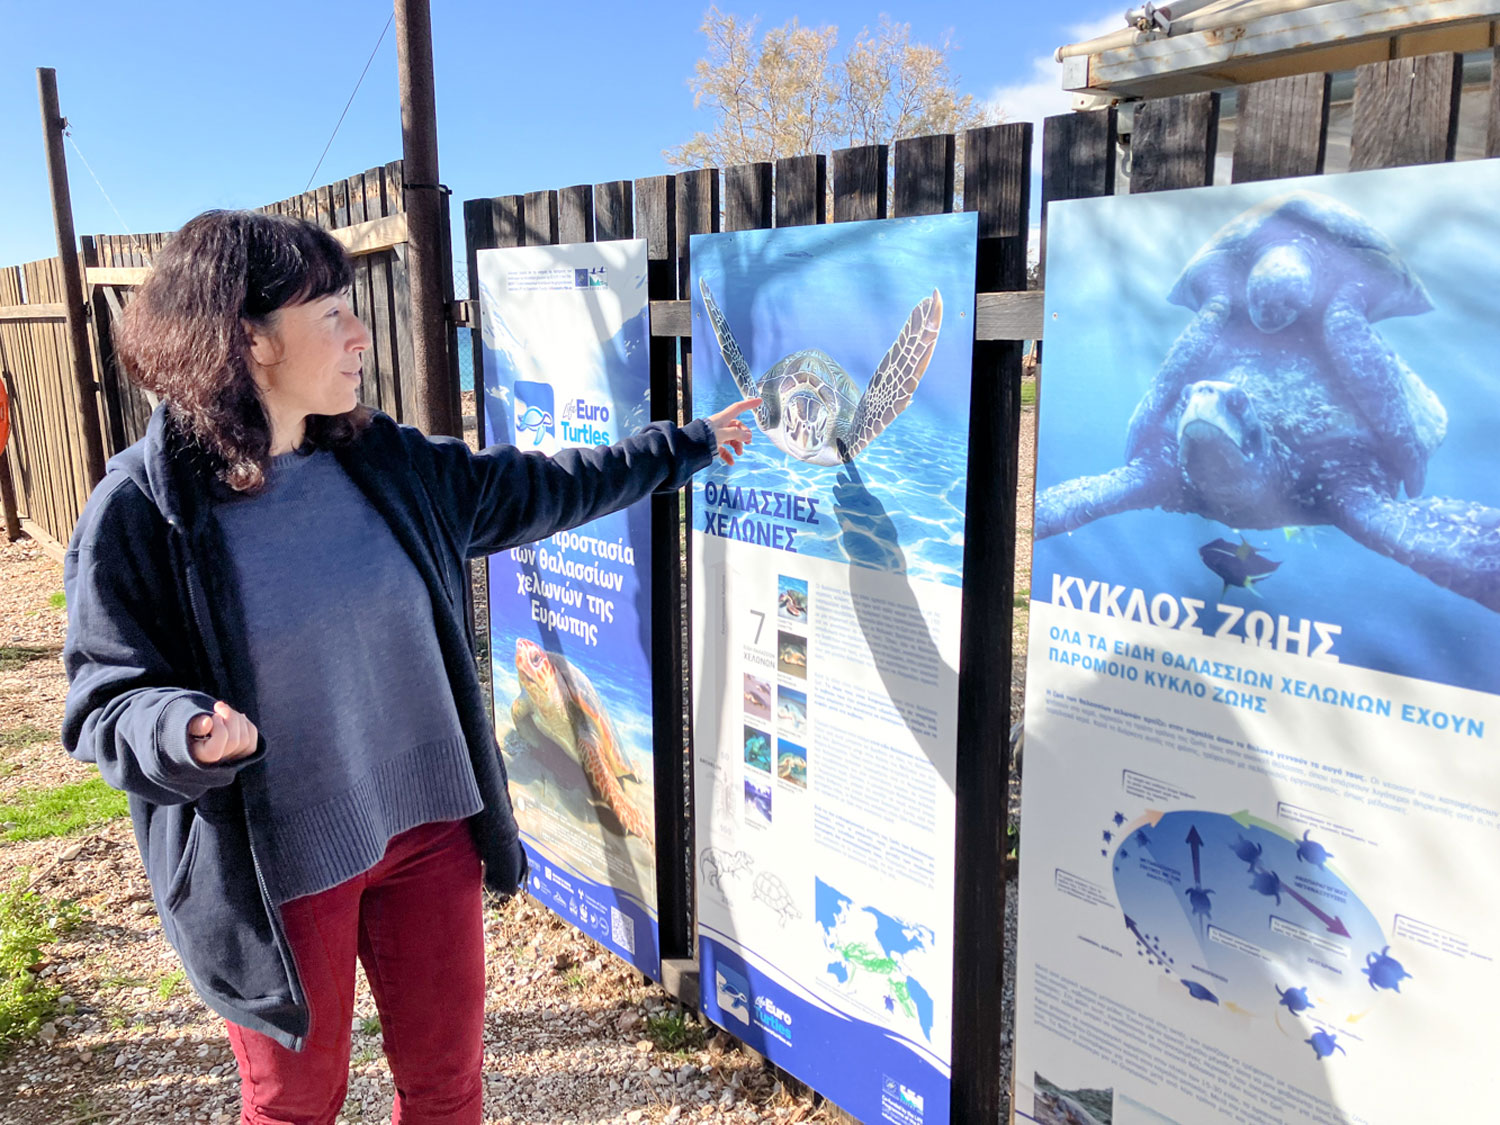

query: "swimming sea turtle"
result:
(1276, 984), (1314, 1015)
(699, 276), (944, 465)
(510, 639), (650, 842)
(1296, 829), (1333, 867)
(1363, 945), (1412, 992)
(1229, 834), (1262, 872)
(1305, 1029), (1346, 1060)
(1034, 191), (1500, 613)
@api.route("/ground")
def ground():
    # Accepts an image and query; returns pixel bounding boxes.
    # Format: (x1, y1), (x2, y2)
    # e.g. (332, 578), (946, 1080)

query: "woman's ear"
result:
(243, 318), (281, 368)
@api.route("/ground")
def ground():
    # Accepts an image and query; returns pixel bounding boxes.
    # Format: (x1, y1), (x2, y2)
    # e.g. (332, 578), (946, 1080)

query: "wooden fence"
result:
(0, 161), (416, 552)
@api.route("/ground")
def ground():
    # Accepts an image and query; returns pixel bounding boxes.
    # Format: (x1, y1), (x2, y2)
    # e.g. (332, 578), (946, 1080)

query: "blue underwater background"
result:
(1035, 159), (1500, 695)
(691, 215), (979, 588)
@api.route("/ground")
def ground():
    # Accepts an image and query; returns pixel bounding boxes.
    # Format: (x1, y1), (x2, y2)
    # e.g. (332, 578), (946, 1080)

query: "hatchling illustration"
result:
(1305, 1029), (1346, 1060)
(1276, 984), (1314, 1015)
(752, 871), (801, 926)
(1034, 191), (1500, 613)
(1363, 946), (1412, 993)
(510, 639), (651, 843)
(699, 847), (754, 892)
(1296, 830), (1333, 867)
(699, 276), (945, 465)
(1249, 868), (1283, 905)
(1229, 834), (1263, 872)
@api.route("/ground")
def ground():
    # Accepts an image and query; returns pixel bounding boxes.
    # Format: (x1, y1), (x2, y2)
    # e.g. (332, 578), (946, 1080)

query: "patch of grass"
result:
(0, 777), (128, 842)
(645, 1008), (707, 1055)
(358, 1014), (381, 1037)
(1020, 378), (1038, 407)
(0, 724), (53, 753)
(48, 592), (66, 611)
(1007, 822), (1020, 858)
(157, 968), (186, 1000)
(98, 973), (148, 990)
(0, 646), (57, 672)
(563, 967), (588, 990)
(0, 876), (83, 1047)
(1012, 588), (1030, 609)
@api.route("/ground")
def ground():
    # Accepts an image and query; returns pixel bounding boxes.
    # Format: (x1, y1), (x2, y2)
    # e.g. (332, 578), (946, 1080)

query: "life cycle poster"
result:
(1018, 159), (1500, 1125)
(476, 240), (660, 977)
(690, 214), (977, 1125)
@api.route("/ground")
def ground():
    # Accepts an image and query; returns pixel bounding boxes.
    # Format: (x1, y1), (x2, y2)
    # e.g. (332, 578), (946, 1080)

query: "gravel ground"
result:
(0, 395), (1037, 1124)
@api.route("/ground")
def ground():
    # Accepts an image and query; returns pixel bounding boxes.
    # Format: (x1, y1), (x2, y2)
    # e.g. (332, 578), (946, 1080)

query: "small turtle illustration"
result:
(1363, 946), (1412, 993)
(1102, 830), (1113, 844)
(699, 276), (944, 465)
(1229, 834), (1263, 872)
(1296, 829), (1333, 867)
(752, 871), (801, 926)
(510, 639), (650, 842)
(516, 405), (553, 446)
(1249, 869), (1282, 904)
(1113, 812), (1126, 826)
(1134, 829), (1150, 847)
(1305, 1030), (1346, 1060)
(699, 848), (754, 891)
(1181, 979), (1219, 1004)
(1185, 886), (1215, 918)
(1276, 984), (1314, 1015)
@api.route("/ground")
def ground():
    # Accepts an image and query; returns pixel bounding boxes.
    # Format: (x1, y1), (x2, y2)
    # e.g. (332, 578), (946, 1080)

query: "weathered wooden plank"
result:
(523, 190), (558, 246)
(649, 292), (1046, 342)
(593, 181), (633, 242)
(1490, 46), (1500, 158)
(558, 184), (594, 244)
(1350, 51), (1463, 170)
(892, 134), (955, 217)
(774, 154), (826, 227)
(634, 175), (676, 328)
(82, 267), (150, 286)
(462, 196), (497, 448)
(0, 304), (67, 321)
(953, 119), (1030, 1125)
(329, 212), (409, 256)
(724, 163), (772, 231)
(674, 169), (718, 302)
(1131, 91), (1220, 193)
(494, 195), (525, 249)
(362, 170), (393, 421)
(1233, 73), (1331, 183)
(386, 160), (417, 425)
(831, 144), (888, 222)
(384, 159), (406, 214)
(332, 178), (351, 231)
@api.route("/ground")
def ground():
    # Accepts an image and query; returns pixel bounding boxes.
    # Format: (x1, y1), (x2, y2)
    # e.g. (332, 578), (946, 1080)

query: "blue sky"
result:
(1, 1), (1120, 268)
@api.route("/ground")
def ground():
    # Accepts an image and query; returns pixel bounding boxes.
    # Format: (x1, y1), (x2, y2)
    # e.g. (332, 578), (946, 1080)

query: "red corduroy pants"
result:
(225, 819), (485, 1125)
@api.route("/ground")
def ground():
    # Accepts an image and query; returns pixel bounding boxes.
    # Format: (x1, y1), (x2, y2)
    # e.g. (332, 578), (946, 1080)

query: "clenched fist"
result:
(187, 700), (259, 765)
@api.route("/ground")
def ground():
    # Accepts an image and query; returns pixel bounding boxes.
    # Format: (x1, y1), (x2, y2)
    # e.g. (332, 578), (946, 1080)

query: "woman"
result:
(61, 209), (757, 1124)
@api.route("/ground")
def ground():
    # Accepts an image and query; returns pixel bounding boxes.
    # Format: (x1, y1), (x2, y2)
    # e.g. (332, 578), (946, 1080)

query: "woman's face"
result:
(246, 290), (371, 423)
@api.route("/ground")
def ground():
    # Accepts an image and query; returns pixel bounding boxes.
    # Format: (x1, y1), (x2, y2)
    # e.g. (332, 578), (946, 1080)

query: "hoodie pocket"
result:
(163, 813), (203, 912)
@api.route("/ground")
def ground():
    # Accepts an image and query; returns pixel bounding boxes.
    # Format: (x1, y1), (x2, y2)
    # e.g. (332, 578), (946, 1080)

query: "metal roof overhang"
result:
(1058, 0), (1500, 98)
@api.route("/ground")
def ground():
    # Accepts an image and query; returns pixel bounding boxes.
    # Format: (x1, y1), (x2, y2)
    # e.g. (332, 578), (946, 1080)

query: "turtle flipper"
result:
(1034, 457), (1182, 539)
(1323, 284), (1446, 497)
(839, 288), (943, 462)
(699, 277), (771, 430)
(578, 726), (653, 843)
(1328, 484), (1500, 611)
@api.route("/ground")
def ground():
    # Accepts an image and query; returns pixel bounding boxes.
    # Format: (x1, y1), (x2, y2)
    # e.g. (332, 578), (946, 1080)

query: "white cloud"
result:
(983, 11), (1125, 130)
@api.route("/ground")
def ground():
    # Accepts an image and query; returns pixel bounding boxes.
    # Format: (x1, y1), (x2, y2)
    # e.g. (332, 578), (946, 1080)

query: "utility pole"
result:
(37, 67), (107, 490)
(394, 0), (458, 438)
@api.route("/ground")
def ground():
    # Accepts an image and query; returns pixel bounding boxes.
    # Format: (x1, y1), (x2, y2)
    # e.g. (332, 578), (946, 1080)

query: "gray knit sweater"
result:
(213, 448), (481, 903)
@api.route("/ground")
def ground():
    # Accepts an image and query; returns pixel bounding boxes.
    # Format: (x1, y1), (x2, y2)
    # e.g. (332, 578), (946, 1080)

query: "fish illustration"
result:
(1199, 536), (1280, 593)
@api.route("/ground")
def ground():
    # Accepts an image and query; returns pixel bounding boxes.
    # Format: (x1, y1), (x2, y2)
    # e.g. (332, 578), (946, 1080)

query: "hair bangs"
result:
(243, 217), (355, 320)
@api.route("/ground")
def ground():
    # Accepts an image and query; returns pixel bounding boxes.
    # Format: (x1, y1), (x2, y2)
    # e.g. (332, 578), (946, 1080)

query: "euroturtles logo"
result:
(714, 965), (750, 1024)
(560, 396), (612, 445)
(574, 265), (609, 289)
(752, 994), (793, 1045)
(881, 1075), (925, 1124)
(514, 381), (555, 446)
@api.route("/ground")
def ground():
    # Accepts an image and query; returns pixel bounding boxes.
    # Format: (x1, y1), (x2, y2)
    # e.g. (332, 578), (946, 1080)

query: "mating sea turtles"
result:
(510, 639), (650, 842)
(1035, 191), (1500, 612)
(699, 277), (944, 465)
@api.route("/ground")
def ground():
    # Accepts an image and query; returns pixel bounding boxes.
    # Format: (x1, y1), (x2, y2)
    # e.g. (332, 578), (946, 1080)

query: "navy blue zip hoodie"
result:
(61, 404), (715, 1049)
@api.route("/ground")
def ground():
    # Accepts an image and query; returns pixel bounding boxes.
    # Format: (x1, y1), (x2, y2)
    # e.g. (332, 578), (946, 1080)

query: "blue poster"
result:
(477, 241), (660, 977)
(1016, 160), (1500, 1125)
(690, 214), (978, 1125)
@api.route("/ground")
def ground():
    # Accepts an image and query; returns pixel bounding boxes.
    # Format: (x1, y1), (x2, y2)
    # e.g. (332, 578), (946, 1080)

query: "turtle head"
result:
(782, 388), (836, 459)
(1246, 242), (1316, 333)
(1175, 380), (1282, 509)
(514, 639), (562, 707)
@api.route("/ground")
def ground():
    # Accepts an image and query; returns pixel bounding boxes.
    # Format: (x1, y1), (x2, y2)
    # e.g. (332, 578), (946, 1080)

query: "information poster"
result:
(1018, 160), (1500, 1125)
(690, 215), (977, 1125)
(477, 241), (660, 976)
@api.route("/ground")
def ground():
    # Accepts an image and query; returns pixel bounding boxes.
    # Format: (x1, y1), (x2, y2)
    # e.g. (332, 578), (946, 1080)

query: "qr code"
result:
(610, 906), (635, 955)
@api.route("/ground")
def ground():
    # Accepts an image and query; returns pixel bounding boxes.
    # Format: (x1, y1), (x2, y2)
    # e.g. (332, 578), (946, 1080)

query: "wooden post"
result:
(394, 0), (457, 438)
(36, 68), (106, 492)
(0, 450), (20, 542)
(1232, 73), (1330, 183)
(1131, 91), (1220, 193)
(773, 155), (825, 227)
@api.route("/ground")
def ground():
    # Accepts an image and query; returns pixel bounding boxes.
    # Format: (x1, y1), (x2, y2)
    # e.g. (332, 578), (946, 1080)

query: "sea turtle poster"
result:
(1017, 158), (1500, 1125)
(476, 240), (660, 977)
(690, 213), (977, 1125)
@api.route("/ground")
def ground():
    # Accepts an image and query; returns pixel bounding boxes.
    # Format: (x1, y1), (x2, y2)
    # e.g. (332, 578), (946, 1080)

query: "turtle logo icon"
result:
(514, 380), (555, 446)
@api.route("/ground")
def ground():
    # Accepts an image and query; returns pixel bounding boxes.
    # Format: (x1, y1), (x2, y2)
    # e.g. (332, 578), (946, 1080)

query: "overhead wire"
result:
(305, 11), (395, 191)
(64, 127), (154, 265)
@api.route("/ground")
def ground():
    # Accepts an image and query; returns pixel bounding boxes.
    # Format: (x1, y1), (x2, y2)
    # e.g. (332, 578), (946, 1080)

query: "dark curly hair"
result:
(117, 209), (369, 492)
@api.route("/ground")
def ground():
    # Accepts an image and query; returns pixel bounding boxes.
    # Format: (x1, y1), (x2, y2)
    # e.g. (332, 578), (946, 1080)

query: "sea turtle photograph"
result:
(505, 638), (653, 846)
(700, 275), (943, 466)
(1033, 163), (1500, 689)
